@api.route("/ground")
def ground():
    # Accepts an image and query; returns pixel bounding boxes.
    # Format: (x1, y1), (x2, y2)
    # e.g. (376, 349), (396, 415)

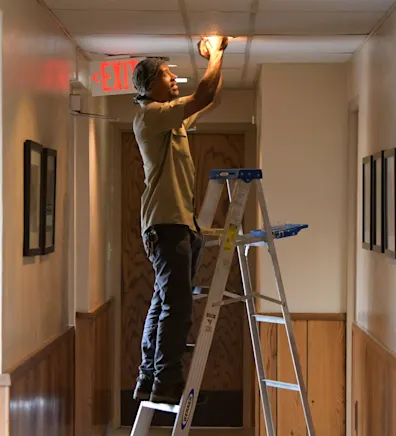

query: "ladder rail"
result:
(171, 179), (252, 435)
(130, 169), (316, 436)
(226, 179), (276, 436)
(255, 179), (316, 436)
(196, 179), (224, 229)
(130, 404), (154, 436)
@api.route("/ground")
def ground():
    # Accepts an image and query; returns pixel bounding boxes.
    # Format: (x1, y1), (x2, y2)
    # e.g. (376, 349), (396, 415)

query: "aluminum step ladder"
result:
(130, 168), (316, 436)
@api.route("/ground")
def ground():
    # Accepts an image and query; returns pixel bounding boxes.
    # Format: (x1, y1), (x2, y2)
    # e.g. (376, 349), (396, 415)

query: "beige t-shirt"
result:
(133, 97), (199, 235)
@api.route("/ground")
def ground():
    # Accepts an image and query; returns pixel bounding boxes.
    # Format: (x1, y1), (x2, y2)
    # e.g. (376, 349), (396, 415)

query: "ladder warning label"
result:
(181, 389), (195, 429)
(224, 224), (238, 252)
(205, 312), (216, 332)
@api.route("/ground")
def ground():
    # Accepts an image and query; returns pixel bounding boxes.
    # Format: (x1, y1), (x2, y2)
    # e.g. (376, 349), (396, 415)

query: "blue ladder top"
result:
(209, 168), (262, 183)
(251, 223), (308, 240)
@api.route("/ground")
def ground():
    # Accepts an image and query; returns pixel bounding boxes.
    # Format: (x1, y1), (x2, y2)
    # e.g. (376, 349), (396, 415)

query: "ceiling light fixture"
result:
(168, 64), (178, 67)
(175, 78), (188, 83)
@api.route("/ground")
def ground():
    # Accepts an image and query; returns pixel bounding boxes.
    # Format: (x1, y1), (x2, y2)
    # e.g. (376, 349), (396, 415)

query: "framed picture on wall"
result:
(384, 148), (396, 259)
(40, 148), (57, 254)
(23, 140), (44, 256)
(372, 151), (385, 253)
(362, 155), (373, 250)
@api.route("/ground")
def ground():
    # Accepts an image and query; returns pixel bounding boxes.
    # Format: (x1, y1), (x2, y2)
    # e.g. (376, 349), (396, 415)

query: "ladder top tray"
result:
(250, 223), (308, 240)
(209, 168), (262, 182)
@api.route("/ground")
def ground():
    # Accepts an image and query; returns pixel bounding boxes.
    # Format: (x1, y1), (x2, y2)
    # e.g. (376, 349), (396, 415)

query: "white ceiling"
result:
(44, 0), (395, 89)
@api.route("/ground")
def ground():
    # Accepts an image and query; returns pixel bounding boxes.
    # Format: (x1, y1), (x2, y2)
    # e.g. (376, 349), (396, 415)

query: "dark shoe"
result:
(133, 374), (154, 401)
(150, 379), (184, 405)
(150, 379), (208, 406)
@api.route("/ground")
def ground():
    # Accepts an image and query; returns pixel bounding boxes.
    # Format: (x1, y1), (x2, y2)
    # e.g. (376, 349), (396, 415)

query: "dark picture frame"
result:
(384, 148), (396, 259)
(23, 140), (44, 256)
(362, 155), (373, 250)
(40, 148), (57, 255)
(372, 151), (385, 253)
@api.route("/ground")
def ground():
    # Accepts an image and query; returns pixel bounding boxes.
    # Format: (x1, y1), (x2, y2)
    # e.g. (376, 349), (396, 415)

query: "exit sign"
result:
(90, 59), (138, 97)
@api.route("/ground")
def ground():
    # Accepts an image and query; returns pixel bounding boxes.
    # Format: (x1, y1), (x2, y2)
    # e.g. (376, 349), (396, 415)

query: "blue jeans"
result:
(140, 224), (204, 384)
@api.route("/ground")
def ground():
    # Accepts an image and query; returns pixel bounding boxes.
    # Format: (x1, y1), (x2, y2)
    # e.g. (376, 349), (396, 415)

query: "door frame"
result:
(193, 122), (259, 431)
(114, 121), (259, 430)
(346, 98), (359, 436)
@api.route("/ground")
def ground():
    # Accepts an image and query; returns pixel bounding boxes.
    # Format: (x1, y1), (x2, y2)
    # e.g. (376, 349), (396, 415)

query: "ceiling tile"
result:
(45, 0), (180, 9)
(259, 0), (394, 12)
(188, 11), (251, 37)
(191, 36), (247, 54)
(172, 67), (195, 79)
(249, 52), (352, 62)
(254, 11), (385, 34)
(244, 64), (260, 86)
(195, 53), (246, 69)
(75, 35), (191, 56)
(54, 10), (185, 35)
(197, 68), (243, 86)
(185, 0), (252, 11)
(250, 35), (365, 55)
(166, 54), (194, 69)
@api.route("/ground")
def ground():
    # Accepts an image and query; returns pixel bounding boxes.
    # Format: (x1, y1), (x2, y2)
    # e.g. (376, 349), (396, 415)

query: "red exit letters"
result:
(92, 60), (138, 93)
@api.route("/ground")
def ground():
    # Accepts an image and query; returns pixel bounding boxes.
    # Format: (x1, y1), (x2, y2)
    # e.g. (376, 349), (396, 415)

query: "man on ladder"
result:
(131, 35), (229, 405)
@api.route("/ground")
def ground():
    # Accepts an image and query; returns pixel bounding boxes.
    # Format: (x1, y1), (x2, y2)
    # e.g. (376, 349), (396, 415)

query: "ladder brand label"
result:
(224, 224), (238, 252)
(181, 389), (195, 429)
(205, 312), (216, 332)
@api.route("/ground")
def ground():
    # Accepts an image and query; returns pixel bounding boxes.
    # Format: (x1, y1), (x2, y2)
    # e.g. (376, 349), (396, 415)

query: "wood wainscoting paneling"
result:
(352, 323), (396, 436)
(76, 298), (114, 436)
(256, 314), (346, 436)
(8, 327), (75, 436)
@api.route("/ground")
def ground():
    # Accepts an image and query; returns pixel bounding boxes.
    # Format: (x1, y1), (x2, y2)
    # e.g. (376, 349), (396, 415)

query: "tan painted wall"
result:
(349, 6), (396, 354)
(1, 0), (75, 371)
(0, 0), (117, 370)
(257, 63), (349, 313)
(108, 89), (256, 125)
(74, 93), (116, 313)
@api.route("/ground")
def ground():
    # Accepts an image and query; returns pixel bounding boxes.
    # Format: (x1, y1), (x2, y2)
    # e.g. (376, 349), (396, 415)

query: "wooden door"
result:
(120, 131), (245, 427)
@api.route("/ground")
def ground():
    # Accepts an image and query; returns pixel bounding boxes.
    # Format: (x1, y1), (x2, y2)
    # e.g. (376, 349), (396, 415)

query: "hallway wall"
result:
(348, 5), (396, 355)
(1, 0), (75, 372)
(348, 6), (396, 434)
(256, 63), (349, 313)
(108, 89), (256, 125)
(254, 63), (348, 436)
(74, 92), (116, 312)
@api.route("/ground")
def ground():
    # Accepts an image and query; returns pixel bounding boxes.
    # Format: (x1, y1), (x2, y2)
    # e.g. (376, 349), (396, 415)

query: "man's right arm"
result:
(183, 48), (224, 120)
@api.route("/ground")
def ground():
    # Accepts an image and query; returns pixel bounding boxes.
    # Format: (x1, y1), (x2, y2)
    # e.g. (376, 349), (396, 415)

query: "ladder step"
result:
(253, 314), (285, 324)
(185, 344), (195, 353)
(201, 224), (308, 248)
(141, 401), (180, 414)
(209, 168), (262, 182)
(250, 223), (308, 241)
(263, 380), (300, 392)
(193, 286), (209, 295)
(201, 228), (224, 237)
